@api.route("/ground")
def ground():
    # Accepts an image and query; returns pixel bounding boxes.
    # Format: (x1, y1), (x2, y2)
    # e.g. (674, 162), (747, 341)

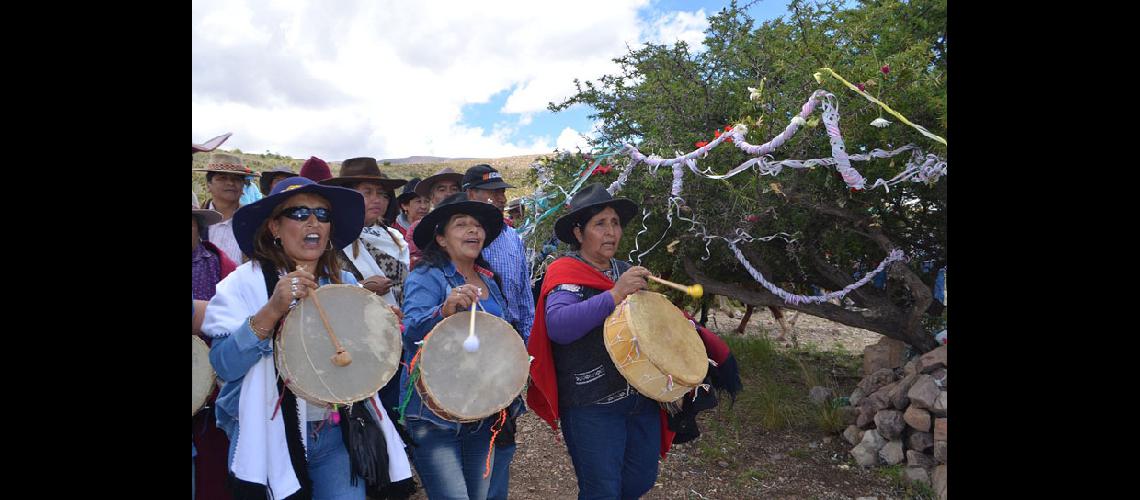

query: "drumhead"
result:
(276, 284), (402, 407)
(192, 336), (216, 416)
(418, 311), (528, 421)
(625, 292), (708, 386)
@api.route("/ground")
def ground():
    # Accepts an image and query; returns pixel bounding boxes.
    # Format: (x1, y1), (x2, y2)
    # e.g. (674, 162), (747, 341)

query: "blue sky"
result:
(192, 0), (804, 160)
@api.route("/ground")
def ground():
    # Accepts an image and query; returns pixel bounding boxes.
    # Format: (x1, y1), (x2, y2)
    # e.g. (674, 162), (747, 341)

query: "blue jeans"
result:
(487, 442), (516, 500)
(307, 421), (366, 500)
(408, 418), (494, 500)
(560, 394), (661, 500)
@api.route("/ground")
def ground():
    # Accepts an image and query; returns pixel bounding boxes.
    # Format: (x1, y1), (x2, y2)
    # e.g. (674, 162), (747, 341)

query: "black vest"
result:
(550, 258), (634, 409)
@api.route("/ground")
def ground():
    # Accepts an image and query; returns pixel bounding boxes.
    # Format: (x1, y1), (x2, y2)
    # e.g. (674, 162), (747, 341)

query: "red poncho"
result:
(526, 257), (676, 458)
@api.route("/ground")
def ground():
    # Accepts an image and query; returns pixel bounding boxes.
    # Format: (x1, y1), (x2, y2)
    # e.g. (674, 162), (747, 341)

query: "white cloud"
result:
(556, 127), (592, 153)
(192, 0), (710, 159)
(646, 10), (710, 50)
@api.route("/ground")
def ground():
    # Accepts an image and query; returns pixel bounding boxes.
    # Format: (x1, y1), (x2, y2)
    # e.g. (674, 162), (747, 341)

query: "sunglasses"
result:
(279, 206), (331, 223)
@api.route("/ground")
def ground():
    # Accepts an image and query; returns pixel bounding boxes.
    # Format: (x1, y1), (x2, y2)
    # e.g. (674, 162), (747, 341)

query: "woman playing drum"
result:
(202, 176), (373, 499)
(400, 192), (512, 500)
(526, 183), (669, 499)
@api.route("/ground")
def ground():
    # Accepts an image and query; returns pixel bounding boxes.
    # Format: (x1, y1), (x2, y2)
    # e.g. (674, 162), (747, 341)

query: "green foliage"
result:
(536, 0), (947, 346)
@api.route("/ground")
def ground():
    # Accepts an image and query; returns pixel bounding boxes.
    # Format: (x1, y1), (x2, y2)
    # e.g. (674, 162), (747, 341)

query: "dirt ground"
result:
(402, 307), (915, 499)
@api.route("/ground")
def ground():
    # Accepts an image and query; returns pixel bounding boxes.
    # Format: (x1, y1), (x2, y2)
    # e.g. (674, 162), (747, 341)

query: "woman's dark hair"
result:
(419, 214), (504, 293)
(194, 215), (210, 243)
(566, 205), (611, 251)
(249, 193), (344, 282)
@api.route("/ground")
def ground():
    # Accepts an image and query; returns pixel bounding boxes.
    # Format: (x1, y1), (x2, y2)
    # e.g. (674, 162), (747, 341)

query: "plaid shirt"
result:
(482, 222), (534, 342)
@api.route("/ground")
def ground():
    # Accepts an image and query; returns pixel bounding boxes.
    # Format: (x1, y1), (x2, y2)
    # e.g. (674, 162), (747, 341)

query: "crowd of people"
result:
(193, 140), (738, 500)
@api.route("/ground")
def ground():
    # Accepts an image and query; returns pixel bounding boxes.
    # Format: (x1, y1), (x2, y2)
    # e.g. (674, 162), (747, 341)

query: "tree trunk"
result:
(683, 258), (938, 352)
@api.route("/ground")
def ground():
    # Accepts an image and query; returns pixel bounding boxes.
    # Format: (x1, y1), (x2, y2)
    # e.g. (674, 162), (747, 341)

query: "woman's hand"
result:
(361, 275), (394, 296)
(388, 304), (404, 323)
(252, 269), (318, 339)
(611, 266), (650, 304)
(441, 284), (481, 318)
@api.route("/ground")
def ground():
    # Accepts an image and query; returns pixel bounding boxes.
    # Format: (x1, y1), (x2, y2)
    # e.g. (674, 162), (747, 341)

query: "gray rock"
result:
(934, 418), (947, 441)
(857, 368), (897, 395)
(874, 410), (906, 440)
(931, 367), (947, 389)
(890, 372), (919, 410)
(918, 345), (947, 374)
(907, 450), (934, 469)
(933, 465), (948, 499)
(851, 443), (879, 467)
(903, 405), (932, 432)
(809, 386), (834, 406)
(840, 405), (860, 425)
(863, 337), (907, 376)
(907, 431), (934, 453)
(903, 359), (919, 377)
(856, 404), (878, 429)
(907, 375), (939, 410)
(878, 440), (904, 465)
(903, 466), (931, 486)
(859, 428), (886, 451)
(932, 391), (947, 417)
(934, 440), (947, 464)
(843, 425), (865, 446)
(849, 387), (865, 406)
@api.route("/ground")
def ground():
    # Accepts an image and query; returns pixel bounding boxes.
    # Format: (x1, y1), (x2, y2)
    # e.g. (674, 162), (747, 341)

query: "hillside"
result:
(191, 150), (549, 202)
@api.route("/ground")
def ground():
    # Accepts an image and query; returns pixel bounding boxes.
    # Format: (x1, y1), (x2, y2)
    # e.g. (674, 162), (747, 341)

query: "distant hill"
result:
(192, 150), (548, 202)
(379, 156), (473, 165)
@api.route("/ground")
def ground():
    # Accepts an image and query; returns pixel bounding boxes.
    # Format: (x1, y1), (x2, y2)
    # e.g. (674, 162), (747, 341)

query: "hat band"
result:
(206, 163), (251, 173)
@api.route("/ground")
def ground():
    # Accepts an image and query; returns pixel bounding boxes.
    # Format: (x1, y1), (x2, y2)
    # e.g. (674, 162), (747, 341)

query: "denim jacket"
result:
(400, 260), (517, 432)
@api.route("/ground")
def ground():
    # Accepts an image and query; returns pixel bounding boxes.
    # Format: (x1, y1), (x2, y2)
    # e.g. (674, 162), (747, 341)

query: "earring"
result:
(273, 237), (282, 248)
(326, 239), (334, 251)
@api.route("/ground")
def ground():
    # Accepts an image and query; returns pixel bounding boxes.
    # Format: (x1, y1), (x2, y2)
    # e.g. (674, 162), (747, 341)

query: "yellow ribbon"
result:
(816, 67), (946, 146)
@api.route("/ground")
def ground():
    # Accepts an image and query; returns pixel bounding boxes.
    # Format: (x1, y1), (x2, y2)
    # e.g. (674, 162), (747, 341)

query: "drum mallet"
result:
(298, 266), (352, 366)
(648, 275), (704, 299)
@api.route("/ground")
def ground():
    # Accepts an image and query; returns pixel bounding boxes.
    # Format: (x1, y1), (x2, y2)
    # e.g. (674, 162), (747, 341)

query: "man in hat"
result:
(506, 198), (524, 228)
(258, 165), (299, 197)
(405, 168), (464, 268)
(462, 163), (533, 500)
(193, 153), (259, 263)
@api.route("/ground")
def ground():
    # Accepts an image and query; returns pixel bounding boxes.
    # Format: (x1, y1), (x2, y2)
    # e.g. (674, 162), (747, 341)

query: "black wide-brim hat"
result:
(554, 183), (638, 245)
(233, 177), (365, 258)
(412, 192), (504, 250)
(258, 166), (299, 196)
(395, 178), (423, 204)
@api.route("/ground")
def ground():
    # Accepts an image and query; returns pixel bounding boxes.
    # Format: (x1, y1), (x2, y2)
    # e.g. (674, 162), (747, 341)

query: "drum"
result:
(275, 284), (402, 407)
(604, 291), (709, 403)
(416, 311), (529, 422)
(192, 335), (216, 416)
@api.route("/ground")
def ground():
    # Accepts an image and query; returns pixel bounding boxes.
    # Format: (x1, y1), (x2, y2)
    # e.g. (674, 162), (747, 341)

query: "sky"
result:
(192, 0), (800, 160)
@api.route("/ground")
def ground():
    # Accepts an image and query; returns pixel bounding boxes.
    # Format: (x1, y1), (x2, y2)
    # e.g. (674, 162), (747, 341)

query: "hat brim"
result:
(233, 183), (365, 258)
(412, 200), (504, 250)
(396, 191), (422, 204)
(467, 180), (515, 191)
(554, 198), (639, 245)
(193, 167), (261, 177)
(414, 173), (465, 198)
(320, 176), (407, 191)
(193, 209), (224, 226)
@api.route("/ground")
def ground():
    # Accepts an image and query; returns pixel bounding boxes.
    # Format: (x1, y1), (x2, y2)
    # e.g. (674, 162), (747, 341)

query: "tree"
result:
(531, 0), (947, 351)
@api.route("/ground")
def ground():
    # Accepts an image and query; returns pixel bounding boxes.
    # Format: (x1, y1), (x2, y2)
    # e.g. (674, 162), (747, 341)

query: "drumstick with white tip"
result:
(647, 275), (704, 299)
(298, 266), (352, 367)
(463, 288), (484, 353)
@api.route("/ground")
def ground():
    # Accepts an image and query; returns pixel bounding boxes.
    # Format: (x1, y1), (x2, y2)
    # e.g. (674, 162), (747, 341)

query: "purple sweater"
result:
(545, 289), (616, 344)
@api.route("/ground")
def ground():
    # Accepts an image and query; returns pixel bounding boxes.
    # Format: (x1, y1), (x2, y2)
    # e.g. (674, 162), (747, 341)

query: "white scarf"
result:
(202, 261), (307, 498)
(203, 261), (413, 495)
